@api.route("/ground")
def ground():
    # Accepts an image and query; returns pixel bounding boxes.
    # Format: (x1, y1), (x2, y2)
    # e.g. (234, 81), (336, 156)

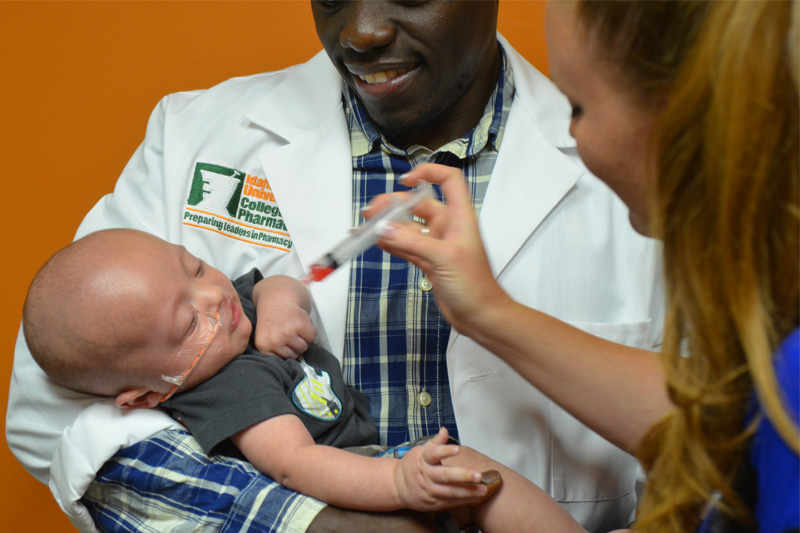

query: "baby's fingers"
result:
(285, 336), (310, 356)
(421, 442), (461, 466)
(429, 464), (484, 486)
(270, 344), (303, 360)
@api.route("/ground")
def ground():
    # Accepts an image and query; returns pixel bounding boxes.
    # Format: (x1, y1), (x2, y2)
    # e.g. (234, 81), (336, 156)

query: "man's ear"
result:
(115, 388), (165, 410)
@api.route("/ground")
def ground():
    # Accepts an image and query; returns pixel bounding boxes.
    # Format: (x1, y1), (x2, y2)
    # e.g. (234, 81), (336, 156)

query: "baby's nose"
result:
(199, 283), (224, 310)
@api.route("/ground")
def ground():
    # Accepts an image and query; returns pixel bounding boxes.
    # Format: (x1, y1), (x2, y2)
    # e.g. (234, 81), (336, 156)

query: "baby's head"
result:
(23, 229), (252, 408)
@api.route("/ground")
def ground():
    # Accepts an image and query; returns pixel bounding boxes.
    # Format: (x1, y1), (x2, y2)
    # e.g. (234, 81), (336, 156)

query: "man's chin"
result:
(371, 112), (441, 148)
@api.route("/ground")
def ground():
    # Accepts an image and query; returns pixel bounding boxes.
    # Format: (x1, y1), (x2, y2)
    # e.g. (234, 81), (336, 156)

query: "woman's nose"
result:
(339, 0), (394, 53)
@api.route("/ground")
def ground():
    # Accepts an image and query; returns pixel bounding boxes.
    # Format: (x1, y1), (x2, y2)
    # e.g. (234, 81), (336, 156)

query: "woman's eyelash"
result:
(571, 105), (583, 118)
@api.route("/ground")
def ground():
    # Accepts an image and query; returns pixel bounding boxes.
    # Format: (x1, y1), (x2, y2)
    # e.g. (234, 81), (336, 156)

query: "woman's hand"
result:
(366, 163), (513, 333)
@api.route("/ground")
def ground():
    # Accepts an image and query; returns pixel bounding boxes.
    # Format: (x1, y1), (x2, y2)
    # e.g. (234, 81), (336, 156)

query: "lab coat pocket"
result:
(550, 320), (652, 522)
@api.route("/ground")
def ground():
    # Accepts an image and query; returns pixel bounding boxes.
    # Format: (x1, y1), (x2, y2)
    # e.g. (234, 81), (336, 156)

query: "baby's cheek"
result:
(236, 322), (253, 354)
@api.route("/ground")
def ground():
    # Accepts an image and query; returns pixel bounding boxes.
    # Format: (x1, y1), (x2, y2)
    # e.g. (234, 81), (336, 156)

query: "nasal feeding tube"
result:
(160, 310), (221, 402)
(303, 181), (434, 284)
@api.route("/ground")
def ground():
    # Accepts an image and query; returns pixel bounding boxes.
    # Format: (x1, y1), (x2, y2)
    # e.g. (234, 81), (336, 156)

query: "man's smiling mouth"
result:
(357, 68), (411, 85)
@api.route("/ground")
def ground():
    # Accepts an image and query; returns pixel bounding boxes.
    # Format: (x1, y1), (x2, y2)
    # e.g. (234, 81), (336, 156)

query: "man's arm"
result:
(307, 507), (444, 533)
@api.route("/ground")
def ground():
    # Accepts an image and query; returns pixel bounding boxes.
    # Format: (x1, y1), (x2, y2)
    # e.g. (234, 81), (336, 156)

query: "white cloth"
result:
(7, 35), (663, 532)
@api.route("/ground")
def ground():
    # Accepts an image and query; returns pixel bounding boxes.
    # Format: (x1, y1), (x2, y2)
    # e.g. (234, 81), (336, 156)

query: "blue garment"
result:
(83, 429), (325, 533)
(751, 328), (799, 532)
(697, 329), (800, 533)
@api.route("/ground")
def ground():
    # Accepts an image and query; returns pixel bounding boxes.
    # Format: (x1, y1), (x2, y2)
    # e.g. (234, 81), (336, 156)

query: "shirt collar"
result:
(344, 43), (514, 159)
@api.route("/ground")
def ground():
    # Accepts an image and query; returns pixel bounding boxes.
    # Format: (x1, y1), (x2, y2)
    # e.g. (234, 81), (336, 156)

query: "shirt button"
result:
(418, 391), (432, 407)
(419, 276), (433, 292)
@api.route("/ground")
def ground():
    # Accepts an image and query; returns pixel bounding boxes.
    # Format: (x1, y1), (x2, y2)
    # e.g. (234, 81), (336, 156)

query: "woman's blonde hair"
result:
(636, 1), (799, 530)
(577, 1), (710, 108)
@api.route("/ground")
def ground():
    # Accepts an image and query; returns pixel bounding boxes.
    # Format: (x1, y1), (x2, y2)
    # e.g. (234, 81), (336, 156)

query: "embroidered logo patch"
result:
(292, 360), (342, 421)
(183, 162), (292, 252)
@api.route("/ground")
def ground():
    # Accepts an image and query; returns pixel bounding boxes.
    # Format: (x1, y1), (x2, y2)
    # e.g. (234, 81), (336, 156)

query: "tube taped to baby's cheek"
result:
(161, 373), (183, 386)
(161, 310), (220, 387)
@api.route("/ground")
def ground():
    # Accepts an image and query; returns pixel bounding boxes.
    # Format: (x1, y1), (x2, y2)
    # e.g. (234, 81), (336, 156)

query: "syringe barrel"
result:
(308, 180), (433, 273)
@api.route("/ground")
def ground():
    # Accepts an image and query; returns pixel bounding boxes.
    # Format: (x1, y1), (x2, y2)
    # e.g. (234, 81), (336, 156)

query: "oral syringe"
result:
(302, 181), (434, 284)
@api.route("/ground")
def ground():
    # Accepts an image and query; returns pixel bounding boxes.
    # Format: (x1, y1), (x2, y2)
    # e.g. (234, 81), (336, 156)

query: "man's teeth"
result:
(359, 69), (407, 85)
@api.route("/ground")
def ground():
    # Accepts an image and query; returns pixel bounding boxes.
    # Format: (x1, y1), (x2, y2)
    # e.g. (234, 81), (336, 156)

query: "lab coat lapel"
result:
(479, 35), (583, 277)
(448, 109), (582, 352)
(479, 106), (583, 277)
(246, 53), (353, 358)
(449, 38), (584, 347)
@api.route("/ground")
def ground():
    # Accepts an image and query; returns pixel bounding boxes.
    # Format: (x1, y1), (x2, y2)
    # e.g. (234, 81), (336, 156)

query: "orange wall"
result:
(1, 1), (547, 530)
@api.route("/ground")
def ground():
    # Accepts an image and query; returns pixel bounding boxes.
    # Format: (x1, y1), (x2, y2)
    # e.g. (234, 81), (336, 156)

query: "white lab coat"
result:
(7, 36), (662, 532)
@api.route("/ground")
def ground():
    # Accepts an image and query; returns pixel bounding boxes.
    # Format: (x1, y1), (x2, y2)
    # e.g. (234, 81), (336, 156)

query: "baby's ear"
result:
(115, 388), (164, 410)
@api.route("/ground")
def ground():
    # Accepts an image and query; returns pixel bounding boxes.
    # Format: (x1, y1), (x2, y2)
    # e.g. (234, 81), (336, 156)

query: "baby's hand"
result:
(252, 276), (317, 359)
(254, 302), (316, 359)
(393, 427), (487, 511)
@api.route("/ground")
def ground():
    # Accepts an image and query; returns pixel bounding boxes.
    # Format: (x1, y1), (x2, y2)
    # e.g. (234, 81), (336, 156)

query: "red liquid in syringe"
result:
(302, 264), (336, 285)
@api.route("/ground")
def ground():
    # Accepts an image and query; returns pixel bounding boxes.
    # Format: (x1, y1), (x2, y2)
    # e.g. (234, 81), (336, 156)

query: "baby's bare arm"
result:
(251, 275), (316, 358)
(232, 416), (487, 512)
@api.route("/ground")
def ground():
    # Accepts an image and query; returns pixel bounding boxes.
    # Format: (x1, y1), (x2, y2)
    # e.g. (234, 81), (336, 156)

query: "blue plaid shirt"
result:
(83, 48), (514, 532)
(83, 429), (324, 532)
(343, 50), (514, 446)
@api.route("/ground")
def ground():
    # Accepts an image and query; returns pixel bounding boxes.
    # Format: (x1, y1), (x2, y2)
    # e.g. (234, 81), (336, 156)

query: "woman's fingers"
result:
(378, 221), (442, 270)
(400, 163), (474, 215)
(363, 163), (472, 225)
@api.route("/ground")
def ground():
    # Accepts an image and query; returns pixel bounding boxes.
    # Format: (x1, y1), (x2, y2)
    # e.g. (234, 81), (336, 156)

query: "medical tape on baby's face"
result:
(160, 311), (220, 397)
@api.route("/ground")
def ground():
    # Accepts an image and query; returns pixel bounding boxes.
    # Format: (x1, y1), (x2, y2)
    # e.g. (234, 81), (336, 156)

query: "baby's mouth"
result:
(222, 295), (240, 331)
(229, 300), (241, 331)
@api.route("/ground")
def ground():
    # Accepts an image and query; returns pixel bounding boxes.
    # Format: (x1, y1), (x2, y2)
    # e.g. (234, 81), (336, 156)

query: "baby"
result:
(23, 229), (580, 532)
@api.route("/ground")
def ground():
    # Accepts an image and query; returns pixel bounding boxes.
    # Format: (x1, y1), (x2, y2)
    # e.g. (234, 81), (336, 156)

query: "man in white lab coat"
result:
(7, 2), (662, 531)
